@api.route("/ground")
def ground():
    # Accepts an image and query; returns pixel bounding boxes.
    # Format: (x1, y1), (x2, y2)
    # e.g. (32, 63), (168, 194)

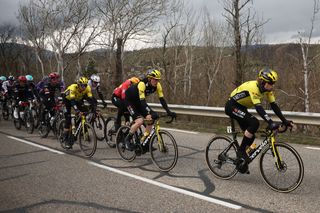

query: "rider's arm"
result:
(138, 82), (151, 115)
(255, 104), (273, 124)
(270, 102), (288, 123)
(96, 85), (106, 105)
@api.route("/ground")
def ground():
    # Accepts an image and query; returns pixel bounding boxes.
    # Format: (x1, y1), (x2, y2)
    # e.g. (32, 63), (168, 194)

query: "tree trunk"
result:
(115, 38), (123, 87)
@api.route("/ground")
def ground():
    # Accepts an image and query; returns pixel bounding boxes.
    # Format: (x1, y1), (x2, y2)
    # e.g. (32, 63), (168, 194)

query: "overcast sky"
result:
(0, 0), (318, 44)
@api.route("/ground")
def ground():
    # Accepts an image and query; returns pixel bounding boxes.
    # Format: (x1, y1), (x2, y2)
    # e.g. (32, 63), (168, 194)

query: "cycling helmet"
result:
(77, 76), (88, 85)
(129, 77), (140, 84)
(25, 74), (33, 81)
(258, 68), (278, 84)
(0, 76), (6, 81)
(90, 74), (100, 83)
(18, 75), (27, 83)
(49, 72), (60, 79)
(146, 69), (161, 80)
(8, 75), (15, 81)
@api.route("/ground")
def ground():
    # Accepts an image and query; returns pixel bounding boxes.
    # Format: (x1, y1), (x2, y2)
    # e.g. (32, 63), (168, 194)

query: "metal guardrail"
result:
(103, 100), (320, 126)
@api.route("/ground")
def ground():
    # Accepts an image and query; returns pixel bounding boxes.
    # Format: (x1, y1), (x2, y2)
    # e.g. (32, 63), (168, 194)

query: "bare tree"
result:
(200, 8), (229, 106)
(18, 0), (48, 77)
(0, 23), (19, 74)
(222, 0), (265, 86)
(297, 0), (320, 112)
(95, 0), (170, 86)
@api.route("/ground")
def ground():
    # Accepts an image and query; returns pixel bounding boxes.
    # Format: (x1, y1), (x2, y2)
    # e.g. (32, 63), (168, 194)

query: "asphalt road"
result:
(0, 119), (319, 213)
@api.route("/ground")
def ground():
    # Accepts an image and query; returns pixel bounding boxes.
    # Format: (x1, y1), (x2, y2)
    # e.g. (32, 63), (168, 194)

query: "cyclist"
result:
(37, 72), (65, 124)
(62, 76), (96, 149)
(0, 76), (6, 107)
(225, 67), (293, 173)
(12, 76), (33, 120)
(111, 76), (140, 133)
(88, 74), (107, 108)
(2, 75), (16, 112)
(26, 74), (40, 102)
(124, 69), (176, 151)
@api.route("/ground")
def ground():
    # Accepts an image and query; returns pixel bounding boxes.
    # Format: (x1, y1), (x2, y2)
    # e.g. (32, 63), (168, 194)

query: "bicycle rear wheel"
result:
(260, 142), (304, 193)
(79, 123), (97, 157)
(205, 135), (238, 179)
(150, 130), (178, 172)
(115, 126), (136, 162)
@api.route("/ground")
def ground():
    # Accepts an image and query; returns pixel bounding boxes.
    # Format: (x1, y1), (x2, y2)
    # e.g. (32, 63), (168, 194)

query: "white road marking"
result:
(161, 127), (199, 134)
(305, 146), (320, 151)
(88, 161), (242, 210)
(7, 136), (65, 155)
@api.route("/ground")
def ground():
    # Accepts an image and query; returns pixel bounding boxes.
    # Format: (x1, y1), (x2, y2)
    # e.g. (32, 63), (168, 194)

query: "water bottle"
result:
(20, 111), (24, 118)
(141, 132), (150, 145)
(246, 143), (257, 155)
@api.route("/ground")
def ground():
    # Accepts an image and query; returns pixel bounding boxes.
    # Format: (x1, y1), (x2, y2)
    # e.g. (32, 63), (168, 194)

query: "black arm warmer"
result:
(255, 104), (272, 124)
(270, 102), (286, 122)
(140, 99), (151, 115)
(159, 97), (170, 113)
(96, 86), (105, 102)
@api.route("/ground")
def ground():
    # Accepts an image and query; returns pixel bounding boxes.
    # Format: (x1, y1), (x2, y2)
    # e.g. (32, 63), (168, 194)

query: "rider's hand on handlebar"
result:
(167, 111), (176, 119)
(268, 122), (279, 130)
(283, 119), (293, 127)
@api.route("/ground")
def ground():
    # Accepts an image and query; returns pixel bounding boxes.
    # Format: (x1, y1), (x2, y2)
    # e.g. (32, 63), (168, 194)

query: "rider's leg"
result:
(125, 117), (143, 150)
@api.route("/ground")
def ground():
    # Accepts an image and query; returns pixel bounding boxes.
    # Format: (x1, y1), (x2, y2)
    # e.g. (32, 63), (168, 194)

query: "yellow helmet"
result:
(77, 76), (88, 85)
(258, 68), (278, 84)
(146, 69), (161, 80)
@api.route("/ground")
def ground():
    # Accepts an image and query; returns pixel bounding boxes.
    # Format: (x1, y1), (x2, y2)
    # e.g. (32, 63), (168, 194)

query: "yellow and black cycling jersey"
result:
(125, 78), (164, 102)
(230, 80), (275, 108)
(64, 84), (93, 101)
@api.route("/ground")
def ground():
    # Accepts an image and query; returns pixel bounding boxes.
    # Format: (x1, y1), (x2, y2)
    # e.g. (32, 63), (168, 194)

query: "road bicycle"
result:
(116, 114), (178, 172)
(2, 96), (14, 120)
(205, 118), (304, 193)
(87, 108), (107, 141)
(38, 99), (65, 138)
(13, 100), (35, 134)
(58, 112), (97, 157)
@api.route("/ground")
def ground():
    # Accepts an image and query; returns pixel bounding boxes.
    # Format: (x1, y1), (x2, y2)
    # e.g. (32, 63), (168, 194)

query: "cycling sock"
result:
(239, 136), (254, 153)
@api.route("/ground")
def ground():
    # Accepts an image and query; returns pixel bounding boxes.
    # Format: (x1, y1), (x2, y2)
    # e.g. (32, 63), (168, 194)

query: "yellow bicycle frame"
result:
(155, 120), (165, 152)
(269, 130), (283, 169)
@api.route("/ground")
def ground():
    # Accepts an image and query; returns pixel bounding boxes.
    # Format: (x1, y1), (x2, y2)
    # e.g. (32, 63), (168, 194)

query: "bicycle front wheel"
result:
(115, 126), (136, 162)
(25, 109), (34, 134)
(260, 142), (304, 193)
(205, 135), (238, 180)
(105, 116), (117, 148)
(79, 123), (97, 158)
(92, 114), (106, 141)
(150, 130), (178, 172)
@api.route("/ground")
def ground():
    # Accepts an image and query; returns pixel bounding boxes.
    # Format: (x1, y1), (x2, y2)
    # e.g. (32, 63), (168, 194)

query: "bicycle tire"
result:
(115, 125), (136, 162)
(79, 123), (97, 157)
(57, 119), (68, 149)
(25, 109), (34, 134)
(38, 112), (51, 138)
(105, 116), (117, 148)
(13, 118), (21, 130)
(52, 113), (64, 138)
(150, 130), (178, 172)
(92, 114), (106, 141)
(205, 135), (238, 180)
(260, 142), (304, 193)
(2, 106), (9, 120)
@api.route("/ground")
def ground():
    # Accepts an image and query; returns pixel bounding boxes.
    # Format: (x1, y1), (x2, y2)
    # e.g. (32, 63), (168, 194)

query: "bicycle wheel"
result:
(205, 135), (238, 179)
(38, 112), (50, 138)
(32, 107), (40, 128)
(92, 114), (106, 141)
(57, 119), (68, 149)
(115, 125), (136, 162)
(79, 123), (97, 157)
(2, 105), (9, 120)
(52, 113), (64, 138)
(105, 116), (117, 148)
(260, 142), (304, 193)
(25, 109), (34, 134)
(150, 130), (178, 172)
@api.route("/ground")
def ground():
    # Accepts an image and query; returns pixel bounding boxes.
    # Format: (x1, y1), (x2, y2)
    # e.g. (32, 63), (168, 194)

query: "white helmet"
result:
(90, 74), (100, 83)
